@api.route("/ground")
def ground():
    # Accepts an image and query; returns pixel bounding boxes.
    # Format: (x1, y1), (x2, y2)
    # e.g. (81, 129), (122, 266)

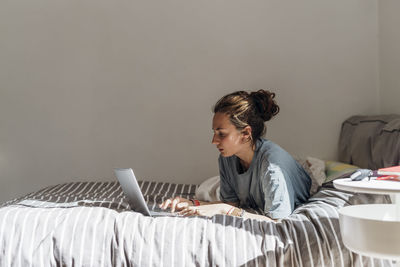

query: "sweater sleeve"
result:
(260, 162), (292, 219)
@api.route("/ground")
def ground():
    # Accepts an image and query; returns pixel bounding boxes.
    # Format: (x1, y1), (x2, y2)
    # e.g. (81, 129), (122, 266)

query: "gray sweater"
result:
(219, 138), (311, 219)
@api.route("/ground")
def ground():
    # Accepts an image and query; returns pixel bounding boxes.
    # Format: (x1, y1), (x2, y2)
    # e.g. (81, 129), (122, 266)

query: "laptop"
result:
(114, 168), (182, 217)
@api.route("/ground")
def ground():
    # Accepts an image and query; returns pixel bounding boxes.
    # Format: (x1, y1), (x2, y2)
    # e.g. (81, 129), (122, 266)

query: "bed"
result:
(1, 114), (399, 267)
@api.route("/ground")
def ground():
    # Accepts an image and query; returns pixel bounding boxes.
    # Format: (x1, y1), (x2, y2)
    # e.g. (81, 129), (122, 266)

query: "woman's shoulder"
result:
(257, 138), (286, 155)
(256, 138), (296, 164)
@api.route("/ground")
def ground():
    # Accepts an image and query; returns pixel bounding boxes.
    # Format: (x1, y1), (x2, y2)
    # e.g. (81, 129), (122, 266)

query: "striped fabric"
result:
(0, 181), (394, 267)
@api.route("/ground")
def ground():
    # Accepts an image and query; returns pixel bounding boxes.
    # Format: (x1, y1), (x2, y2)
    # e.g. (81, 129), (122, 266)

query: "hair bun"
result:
(250, 89), (280, 122)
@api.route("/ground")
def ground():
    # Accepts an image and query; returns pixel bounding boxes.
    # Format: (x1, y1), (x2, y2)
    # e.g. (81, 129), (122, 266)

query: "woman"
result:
(160, 90), (311, 220)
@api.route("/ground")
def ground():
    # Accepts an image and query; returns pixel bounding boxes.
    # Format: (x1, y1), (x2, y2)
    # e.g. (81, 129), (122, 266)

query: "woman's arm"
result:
(159, 197), (239, 212)
(225, 206), (276, 221)
(241, 210), (276, 222)
(180, 203), (276, 222)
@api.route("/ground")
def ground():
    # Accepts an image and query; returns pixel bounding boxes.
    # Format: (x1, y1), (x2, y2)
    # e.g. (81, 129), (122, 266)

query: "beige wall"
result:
(0, 0), (380, 203)
(379, 0), (400, 114)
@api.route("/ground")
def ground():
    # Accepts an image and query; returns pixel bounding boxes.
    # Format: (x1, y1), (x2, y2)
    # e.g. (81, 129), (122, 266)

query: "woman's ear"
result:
(241, 126), (252, 143)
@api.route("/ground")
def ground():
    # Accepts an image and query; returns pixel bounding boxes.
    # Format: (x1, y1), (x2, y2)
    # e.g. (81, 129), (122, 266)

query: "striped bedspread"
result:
(0, 180), (394, 267)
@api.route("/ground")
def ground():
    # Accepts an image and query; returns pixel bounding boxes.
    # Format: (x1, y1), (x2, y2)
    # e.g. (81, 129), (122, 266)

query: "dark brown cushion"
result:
(338, 114), (400, 169)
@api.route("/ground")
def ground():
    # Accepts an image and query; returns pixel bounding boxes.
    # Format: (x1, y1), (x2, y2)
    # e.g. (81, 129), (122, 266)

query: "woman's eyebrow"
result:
(212, 127), (225, 131)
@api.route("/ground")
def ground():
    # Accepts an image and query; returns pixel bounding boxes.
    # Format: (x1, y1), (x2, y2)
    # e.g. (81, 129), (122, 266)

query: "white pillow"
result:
(195, 175), (221, 202)
(294, 156), (326, 195)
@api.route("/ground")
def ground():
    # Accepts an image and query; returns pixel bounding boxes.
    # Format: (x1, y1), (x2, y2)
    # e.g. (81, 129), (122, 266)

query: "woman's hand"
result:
(179, 203), (232, 217)
(159, 196), (192, 212)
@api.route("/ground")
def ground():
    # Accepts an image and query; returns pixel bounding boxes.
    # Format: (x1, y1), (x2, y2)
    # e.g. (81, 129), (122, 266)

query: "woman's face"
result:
(212, 112), (247, 157)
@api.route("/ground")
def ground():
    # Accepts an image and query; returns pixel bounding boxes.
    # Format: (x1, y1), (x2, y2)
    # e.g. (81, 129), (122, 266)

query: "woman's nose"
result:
(211, 134), (218, 145)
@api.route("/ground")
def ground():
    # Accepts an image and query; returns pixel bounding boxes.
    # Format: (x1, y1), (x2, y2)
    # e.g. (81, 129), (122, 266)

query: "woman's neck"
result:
(236, 143), (255, 170)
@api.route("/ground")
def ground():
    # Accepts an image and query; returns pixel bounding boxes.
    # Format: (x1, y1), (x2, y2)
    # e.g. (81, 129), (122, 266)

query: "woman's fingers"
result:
(179, 207), (197, 216)
(195, 209), (204, 216)
(178, 209), (189, 216)
(164, 202), (222, 217)
(179, 206), (205, 217)
(159, 198), (172, 209)
(171, 197), (181, 212)
(159, 197), (190, 211)
(176, 202), (189, 209)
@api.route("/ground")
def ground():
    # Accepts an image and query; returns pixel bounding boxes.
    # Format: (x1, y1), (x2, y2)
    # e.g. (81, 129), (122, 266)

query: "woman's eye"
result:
(219, 133), (225, 137)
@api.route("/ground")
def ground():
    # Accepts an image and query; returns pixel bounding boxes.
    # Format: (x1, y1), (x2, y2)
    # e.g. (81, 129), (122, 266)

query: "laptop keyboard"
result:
(150, 211), (181, 216)
(150, 206), (183, 217)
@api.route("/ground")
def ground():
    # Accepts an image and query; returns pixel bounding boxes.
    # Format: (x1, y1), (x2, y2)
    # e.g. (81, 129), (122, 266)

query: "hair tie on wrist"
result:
(190, 199), (200, 206)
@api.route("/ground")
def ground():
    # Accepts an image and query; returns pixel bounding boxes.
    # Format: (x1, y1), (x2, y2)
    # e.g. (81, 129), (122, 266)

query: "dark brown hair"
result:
(213, 89), (280, 143)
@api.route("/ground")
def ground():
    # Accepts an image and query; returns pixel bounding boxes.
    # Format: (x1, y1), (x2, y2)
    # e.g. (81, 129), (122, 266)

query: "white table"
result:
(333, 178), (400, 265)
